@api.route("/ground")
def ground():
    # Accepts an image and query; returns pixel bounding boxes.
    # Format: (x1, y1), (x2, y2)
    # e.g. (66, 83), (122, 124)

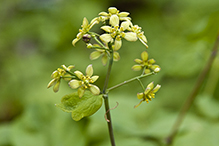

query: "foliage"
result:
(56, 91), (102, 121)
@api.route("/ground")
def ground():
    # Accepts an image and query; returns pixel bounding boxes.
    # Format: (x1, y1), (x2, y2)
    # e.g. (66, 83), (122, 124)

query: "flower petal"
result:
(74, 71), (84, 79)
(153, 84), (161, 93)
(120, 17), (131, 21)
(144, 82), (154, 94)
(100, 34), (113, 43)
(137, 92), (144, 99)
(121, 21), (130, 31)
(89, 85), (100, 95)
(67, 65), (75, 71)
(118, 12), (129, 17)
(101, 26), (112, 32)
(47, 78), (57, 88)
(63, 74), (72, 81)
(89, 17), (99, 29)
(134, 59), (143, 64)
(141, 51), (148, 61)
(148, 59), (156, 64)
(53, 79), (60, 93)
(131, 65), (142, 71)
(139, 32), (147, 43)
(113, 51), (120, 61)
(51, 70), (59, 78)
(98, 12), (109, 16)
(114, 38), (122, 51)
(90, 51), (102, 60)
(151, 65), (161, 73)
(69, 79), (81, 89)
(72, 38), (80, 46)
(102, 54), (108, 66)
(147, 82), (154, 89)
(82, 17), (89, 28)
(144, 69), (151, 74)
(108, 7), (118, 14)
(78, 87), (85, 98)
(110, 14), (119, 26)
(86, 64), (93, 77)
(124, 32), (137, 42)
(76, 32), (83, 38)
(91, 75), (99, 82)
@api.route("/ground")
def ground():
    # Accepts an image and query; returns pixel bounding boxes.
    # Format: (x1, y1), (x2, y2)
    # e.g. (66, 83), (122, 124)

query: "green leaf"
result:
(56, 91), (103, 121)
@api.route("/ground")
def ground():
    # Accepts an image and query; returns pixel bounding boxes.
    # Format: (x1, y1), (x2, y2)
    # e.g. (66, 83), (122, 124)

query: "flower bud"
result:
(82, 34), (91, 43)
(86, 43), (93, 49)
(151, 65), (161, 73)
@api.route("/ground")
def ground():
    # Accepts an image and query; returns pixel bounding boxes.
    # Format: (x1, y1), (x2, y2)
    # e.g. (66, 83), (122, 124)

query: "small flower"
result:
(129, 25), (148, 48)
(47, 65), (74, 93)
(98, 7), (131, 25)
(132, 51), (161, 74)
(134, 82), (161, 108)
(68, 65), (100, 98)
(61, 65), (75, 72)
(99, 21), (137, 50)
(89, 44), (120, 66)
(72, 17), (98, 46)
(90, 48), (109, 66)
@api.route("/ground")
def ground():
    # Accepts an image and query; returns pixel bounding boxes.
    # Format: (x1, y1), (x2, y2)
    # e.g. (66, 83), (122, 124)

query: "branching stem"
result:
(92, 34), (108, 49)
(137, 78), (145, 91)
(107, 72), (154, 92)
(102, 44), (116, 146)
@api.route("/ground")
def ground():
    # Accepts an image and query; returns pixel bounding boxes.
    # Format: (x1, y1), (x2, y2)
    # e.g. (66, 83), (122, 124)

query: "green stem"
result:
(66, 70), (75, 76)
(92, 35), (108, 49)
(91, 46), (109, 50)
(62, 76), (75, 78)
(107, 72), (154, 92)
(141, 66), (147, 75)
(137, 78), (145, 90)
(102, 45), (116, 146)
(166, 34), (219, 145)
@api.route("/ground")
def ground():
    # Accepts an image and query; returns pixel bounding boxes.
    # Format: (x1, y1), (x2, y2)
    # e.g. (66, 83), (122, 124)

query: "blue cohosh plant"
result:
(47, 7), (161, 146)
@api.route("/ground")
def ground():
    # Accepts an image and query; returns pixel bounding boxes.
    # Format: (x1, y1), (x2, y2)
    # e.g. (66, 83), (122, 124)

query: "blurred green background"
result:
(1, 0), (219, 146)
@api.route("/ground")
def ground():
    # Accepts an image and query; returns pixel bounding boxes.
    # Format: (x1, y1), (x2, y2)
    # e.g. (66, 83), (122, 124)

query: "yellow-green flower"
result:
(68, 64), (100, 98)
(132, 51), (161, 74)
(99, 7), (148, 48)
(47, 65), (75, 93)
(98, 7), (131, 26)
(89, 44), (120, 65)
(72, 17), (98, 46)
(134, 82), (161, 108)
(99, 21), (137, 50)
(90, 48), (108, 66)
(129, 25), (148, 48)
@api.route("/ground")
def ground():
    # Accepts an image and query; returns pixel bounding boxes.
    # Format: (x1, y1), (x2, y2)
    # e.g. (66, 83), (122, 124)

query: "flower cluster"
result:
(48, 7), (161, 116)
(134, 82), (161, 108)
(98, 7), (131, 23)
(47, 65), (74, 92)
(72, 7), (149, 66)
(68, 64), (100, 98)
(132, 51), (161, 74)
(48, 64), (100, 98)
